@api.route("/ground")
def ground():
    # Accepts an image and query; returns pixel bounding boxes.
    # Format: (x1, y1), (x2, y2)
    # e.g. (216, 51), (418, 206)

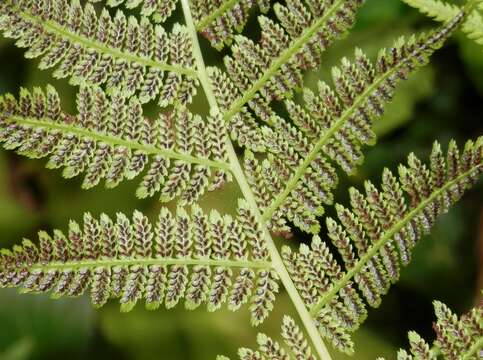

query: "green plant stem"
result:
(225, 143), (334, 360)
(17, 7), (197, 77)
(310, 163), (482, 316)
(180, 1), (333, 358)
(31, 258), (272, 271)
(5, 115), (231, 170)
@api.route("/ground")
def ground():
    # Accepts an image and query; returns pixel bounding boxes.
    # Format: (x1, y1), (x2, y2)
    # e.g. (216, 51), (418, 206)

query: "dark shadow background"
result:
(0, 0), (482, 359)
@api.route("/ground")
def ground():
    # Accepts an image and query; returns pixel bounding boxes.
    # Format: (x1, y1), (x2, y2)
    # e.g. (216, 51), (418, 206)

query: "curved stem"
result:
(226, 140), (334, 360)
(310, 163), (482, 316)
(181, 1), (333, 359)
(5, 115), (231, 170)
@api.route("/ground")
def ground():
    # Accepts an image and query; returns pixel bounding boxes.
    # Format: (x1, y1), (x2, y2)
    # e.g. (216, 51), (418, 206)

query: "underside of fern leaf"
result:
(230, 298), (483, 360)
(0, 0), (481, 359)
(90, 0), (268, 49)
(0, 0), (466, 226)
(0, 202), (278, 323)
(210, 0), (365, 151)
(192, 0), (270, 50)
(0, 0), (199, 107)
(389, 300), (482, 360)
(402, 0), (483, 47)
(218, 10), (465, 236)
(282, 138), (482, 354)
(0, 85), (231, 203)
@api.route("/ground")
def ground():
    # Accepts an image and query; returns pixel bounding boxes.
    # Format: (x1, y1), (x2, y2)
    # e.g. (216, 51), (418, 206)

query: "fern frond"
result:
(192, 0), (270, 50)
(0, 85), (232, 203)
(0, 0), (198, 106)
(0, 202), (278, 320)
(219, 315), (316, 360)
(392, 300), (482, 360)
(402, 0), (483, 46)
(281, 138), (482, 354)
(242, 14), (464, 236)
(208, 0), (365, 136)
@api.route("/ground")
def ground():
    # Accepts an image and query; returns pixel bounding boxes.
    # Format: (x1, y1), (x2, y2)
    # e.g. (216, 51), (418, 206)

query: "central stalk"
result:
(179, 1), (333, 359)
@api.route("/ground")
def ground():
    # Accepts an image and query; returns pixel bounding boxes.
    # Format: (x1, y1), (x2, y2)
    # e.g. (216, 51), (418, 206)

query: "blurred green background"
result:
(0, 0), (482, 359)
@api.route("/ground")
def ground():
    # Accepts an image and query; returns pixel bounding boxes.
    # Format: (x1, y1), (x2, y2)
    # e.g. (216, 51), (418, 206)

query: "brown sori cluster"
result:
(282, 139), (482, 354)
(0, 0), (198, 107)
(0, 203), (279, 324)
(0, 86), (231, 204)
(221, 0), (365, 108)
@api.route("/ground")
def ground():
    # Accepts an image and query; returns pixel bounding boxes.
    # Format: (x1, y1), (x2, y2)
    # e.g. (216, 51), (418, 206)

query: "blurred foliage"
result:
(0, 0), (481, 359)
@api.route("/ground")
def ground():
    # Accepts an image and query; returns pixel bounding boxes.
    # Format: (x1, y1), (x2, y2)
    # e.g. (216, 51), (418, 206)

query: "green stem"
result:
(310, 163), (482, 317)
(180, 1), (333, 359)
(17, 8), (197, 77)
(222, 0), (345, 123)
(31, 257), (272, 271)
(195, 0), (240, 31)
(226, 140), (334, 360)
(6, 115), (231, 170)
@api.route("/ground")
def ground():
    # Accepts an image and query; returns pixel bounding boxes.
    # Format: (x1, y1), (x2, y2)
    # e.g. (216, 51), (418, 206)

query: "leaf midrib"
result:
(16, 6), (197, 77)
(309, 162), (482, 316)
(195, 0), (240, 31)
(30, 257), (272, 271)
(180, 0), (334, 358)
(6, 115), (231, 170)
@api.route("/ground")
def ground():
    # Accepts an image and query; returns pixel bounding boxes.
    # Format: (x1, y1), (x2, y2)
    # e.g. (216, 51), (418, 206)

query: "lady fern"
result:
(0, 0), (481, 359)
